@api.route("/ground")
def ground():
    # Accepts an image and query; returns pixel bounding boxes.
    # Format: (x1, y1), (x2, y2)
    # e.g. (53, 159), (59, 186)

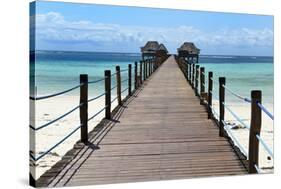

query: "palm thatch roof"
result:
(157, 43), (168, 53)
(177, 42), (200, 54)
(141, 41), (160, 54)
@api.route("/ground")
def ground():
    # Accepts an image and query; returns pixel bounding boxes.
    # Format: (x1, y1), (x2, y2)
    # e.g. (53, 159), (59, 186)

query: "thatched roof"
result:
(141, 41), (160, 53)
(157, 43), (168, 53)
(177, 42), (200, 54)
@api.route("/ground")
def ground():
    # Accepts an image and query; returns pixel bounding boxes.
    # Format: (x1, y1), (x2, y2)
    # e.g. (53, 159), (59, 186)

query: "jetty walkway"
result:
(36, 56), (248, 187)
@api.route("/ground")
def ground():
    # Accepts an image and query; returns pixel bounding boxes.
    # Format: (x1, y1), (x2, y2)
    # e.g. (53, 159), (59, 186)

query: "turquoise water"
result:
(201, 62), (273, 105)
(31, 51), (273, 105)
(31, 51), (140, 97)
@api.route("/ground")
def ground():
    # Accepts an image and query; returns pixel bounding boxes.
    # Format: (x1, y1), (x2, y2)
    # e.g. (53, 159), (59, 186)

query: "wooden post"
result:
(105, 70), (111, 119)
(142, 60), (146, 81)
(186, 59), (189, 80)
(219, 77), (225, 137)
(147, 59), (150, 76)
(189, 62), (192, 83)
(181, 59), (185, 77)
(134, 61), (138, 89)
(208, 72), (213, 119)
(128, 64), (132, 95)
(151, 59), (153, 74)
(195, 65), (199, 96)
(116, 66), (122, 105)
(149, 59), (152, 76)
(152, 59), (154, 73)
(139, 61), (143, 85)
(148, 59), (150, 76)
(148, 59), (150, 77)
(248, 90), (262, 173)
(80, 74), (88, 143)
(144, 60), (146, 80)
(192, 63), (195, 88)
(200, 67), (205, 102)
(144, 59), (148, 80)
(184, 60), (188, 79)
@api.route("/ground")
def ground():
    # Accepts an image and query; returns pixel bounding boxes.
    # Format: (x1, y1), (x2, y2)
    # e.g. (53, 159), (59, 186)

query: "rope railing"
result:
(88, 92), (106, 103)
(111, 85), (117, 91)
(88, 106), (107, 122)
(30, 123), (82, 161)
(111, 72), (117, 76)
(223, 84), (251, 103)
(210, 77), (219, 84)
(88, 77), (107, 84)
(29, 58), (172, 162)
(257, 102), (274, 120)
(121, 87), (128, 94)
(256, 134), (273, 157)
(120, 68), (129, 72)
(223, 102), (250, 130)
(111, 96), (118, 103)
(30, 83), (83, 101)
(177, 58), (274, 174)
(30, 77), (108, 101)
(121, 78), (129, 83)
(222, 84), (273, 120)
(30, 103), (83, 131)
(254, 164), (261, 173)
(221, 85), (273, 173)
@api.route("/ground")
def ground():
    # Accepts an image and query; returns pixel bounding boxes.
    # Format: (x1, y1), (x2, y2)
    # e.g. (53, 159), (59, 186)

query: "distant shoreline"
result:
(33, 50), (273, 58)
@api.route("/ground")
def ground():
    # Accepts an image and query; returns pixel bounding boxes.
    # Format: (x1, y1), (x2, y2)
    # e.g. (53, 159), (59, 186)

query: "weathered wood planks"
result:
(37, 56), (247, 187)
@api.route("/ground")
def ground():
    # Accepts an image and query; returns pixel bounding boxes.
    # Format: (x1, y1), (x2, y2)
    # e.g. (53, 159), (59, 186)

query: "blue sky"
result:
(32, 1), (274, 56)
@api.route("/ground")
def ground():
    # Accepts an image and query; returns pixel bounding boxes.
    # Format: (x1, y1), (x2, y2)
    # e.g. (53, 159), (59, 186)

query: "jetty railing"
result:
(176, 56), (274, 174)
(29, 57), (164, 162)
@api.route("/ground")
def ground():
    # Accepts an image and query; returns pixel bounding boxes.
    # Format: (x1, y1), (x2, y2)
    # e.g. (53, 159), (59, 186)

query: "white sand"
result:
(30, 95), (274, 179)
(211, 100), (273, 173)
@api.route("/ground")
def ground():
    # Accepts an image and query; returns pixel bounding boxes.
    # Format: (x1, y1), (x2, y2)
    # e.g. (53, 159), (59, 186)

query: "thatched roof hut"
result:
(157, 43), (168, 53)
(141, 41), (160, 59)
(177, 42), (200, 55)
(177, 42), (200, 63)
(141, 41), (160, 53)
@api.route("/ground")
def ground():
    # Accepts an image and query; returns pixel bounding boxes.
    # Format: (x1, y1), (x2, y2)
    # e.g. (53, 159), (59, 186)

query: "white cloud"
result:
(35, 12), (273, 54)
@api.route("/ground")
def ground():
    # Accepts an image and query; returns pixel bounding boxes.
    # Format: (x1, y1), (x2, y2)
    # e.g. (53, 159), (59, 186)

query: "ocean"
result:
(31, 51), (274, 178)
(32, 51), (273, 105)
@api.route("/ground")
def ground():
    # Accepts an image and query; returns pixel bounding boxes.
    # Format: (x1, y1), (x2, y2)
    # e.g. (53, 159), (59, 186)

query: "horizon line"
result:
(33, 49), (274, 58)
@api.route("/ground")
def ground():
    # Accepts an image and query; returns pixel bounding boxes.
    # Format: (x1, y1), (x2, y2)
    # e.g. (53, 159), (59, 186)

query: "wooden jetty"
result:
(36, 56), (247, 187)
(31, 41), (273, 187)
